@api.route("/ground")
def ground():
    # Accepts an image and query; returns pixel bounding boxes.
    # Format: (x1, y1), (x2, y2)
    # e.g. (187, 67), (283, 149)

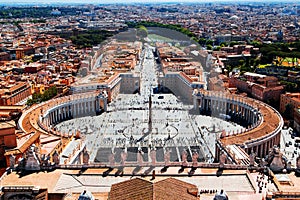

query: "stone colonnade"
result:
(193, 90), (283, 159)
(193, 90), (260, 127)
(244, 133), (281, 158)
(41, 92), (108, 127)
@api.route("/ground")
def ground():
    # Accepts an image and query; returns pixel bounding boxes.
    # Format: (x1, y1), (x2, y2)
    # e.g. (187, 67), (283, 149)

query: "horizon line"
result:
(0, 0), (299, 6)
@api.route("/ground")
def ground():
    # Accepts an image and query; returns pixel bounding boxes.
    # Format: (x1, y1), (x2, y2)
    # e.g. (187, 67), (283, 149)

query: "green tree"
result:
(206, 40), (214, 46)
(198, 38), (207, 46)
(67, 30), (113, 48)
(137, 25), (148, 39)
(26, 99), (34, 106)
(214, 46), (221, 51)
(230, 41), (239, 47)
(239, 59), (245, 66)
(26, 86), (58, 106)
(220, 42), (227, 47)
(206, 44), (213, 50)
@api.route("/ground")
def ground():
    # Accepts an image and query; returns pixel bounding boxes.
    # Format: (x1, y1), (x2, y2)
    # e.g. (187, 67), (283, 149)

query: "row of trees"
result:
(68, 30), (113, 48)
(126, 21), (196, 38)
(0, 6), (92, 19)
(256, 42), (300, 65)
(127, 21), (250, 50)
(0, 7), (53, 18)
(252, 41), (300, 51)
(280, 81), (299, 93)
(26, 86), (58, 106)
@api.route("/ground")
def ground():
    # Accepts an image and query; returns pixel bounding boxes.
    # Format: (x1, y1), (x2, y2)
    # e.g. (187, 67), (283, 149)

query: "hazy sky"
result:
(0, 0), (202, 3)
(0, 0), (292, 4)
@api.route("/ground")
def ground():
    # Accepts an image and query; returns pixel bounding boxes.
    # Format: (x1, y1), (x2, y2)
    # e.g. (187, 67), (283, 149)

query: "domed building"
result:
(214, 189), (229, 200)
(229, 15), (239, 20)
(78, 190), (94, 200)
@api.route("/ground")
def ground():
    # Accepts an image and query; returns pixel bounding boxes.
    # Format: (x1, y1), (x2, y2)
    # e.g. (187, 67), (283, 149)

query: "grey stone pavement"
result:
(56, 45), (244, 164)
(280, 127), (300, 167)
(53, 169), (254, 194)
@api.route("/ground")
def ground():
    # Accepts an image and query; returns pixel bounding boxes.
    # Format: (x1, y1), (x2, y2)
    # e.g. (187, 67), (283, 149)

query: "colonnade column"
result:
(88, 101), (91, 113)
(62, 107), (67, 120)
(250, 110), (254, 124)
(92, 101), (95, 113)
(276, 134), (281, 146)
(51, 112), (55, 125)
(217, 99), (220, 111)
(103, 99), (107, 112)
(248, 110), (252, 124)
(81, 101), (84, 115)
(264, 142), (268, 157)
(73, 103), (77, 118)
(51, 111), (55, 125)
(193, 96), (198, 110)
(59, 108), (62, 121)
(55, 110), (59, 124)
(270, 138), (273, 149)
(69, 104), (72, 118)
(58, 108), (61, 122)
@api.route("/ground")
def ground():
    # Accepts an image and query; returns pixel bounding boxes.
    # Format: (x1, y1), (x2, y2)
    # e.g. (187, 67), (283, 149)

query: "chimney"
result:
(187, 188), (198, 197)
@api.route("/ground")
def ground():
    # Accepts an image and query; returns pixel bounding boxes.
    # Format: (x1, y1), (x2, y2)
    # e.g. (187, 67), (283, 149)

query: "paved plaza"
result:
(56, 46), (244, 165)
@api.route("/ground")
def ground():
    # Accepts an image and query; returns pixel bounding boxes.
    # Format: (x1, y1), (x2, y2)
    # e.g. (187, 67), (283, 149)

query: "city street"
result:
(280, 127), (300, 167)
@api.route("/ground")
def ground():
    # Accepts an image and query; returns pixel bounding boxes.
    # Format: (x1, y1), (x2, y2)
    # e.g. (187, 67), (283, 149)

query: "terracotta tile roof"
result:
(154, 178), (198, 200)
(179, 72), (193, 84)
(106, 72), (120, 85)
(9, 82), (29, 92)
(109, 178), (153, 200)
(0, 105), (25, 111)
(109, 178), (198, 200)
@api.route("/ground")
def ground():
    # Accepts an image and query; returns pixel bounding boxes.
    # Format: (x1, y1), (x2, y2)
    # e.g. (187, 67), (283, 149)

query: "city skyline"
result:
(0, 0), (298, 5)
